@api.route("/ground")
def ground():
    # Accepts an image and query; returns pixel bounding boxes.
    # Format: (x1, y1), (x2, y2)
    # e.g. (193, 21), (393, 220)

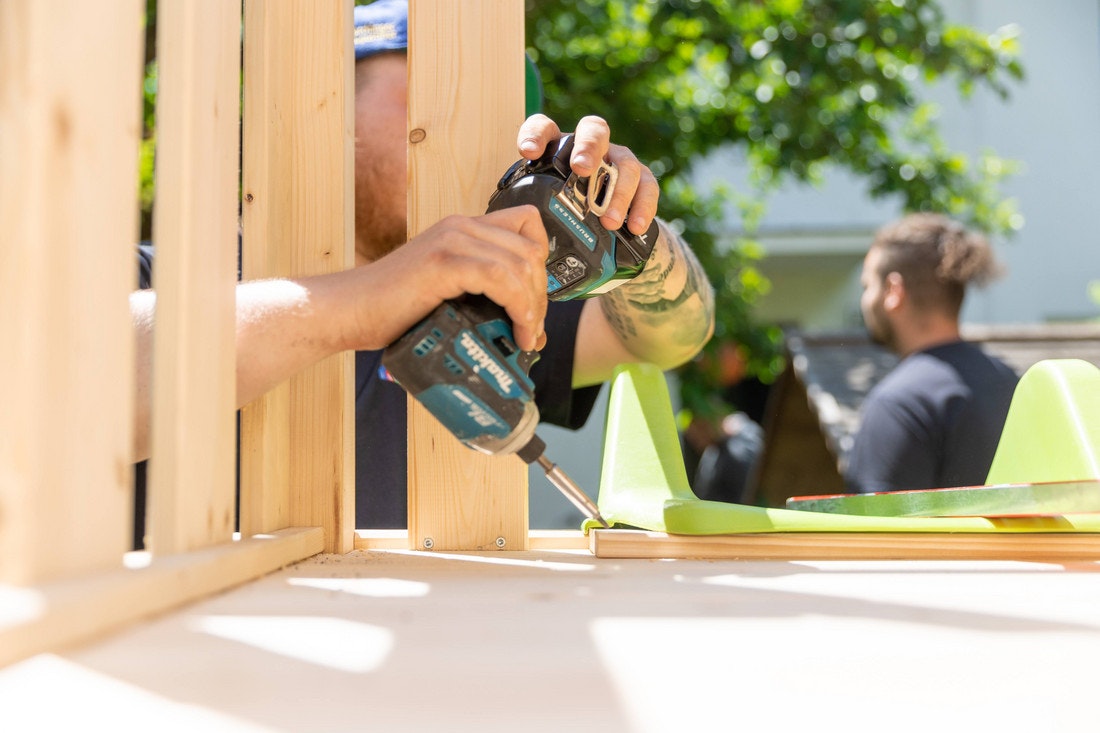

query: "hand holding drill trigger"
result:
(381, 136), (660, 530)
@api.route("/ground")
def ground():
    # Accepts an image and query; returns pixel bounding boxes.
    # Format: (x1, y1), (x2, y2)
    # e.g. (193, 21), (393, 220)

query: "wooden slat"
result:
(406, 0), (528, 551)
(0, 527), (323, 668)
(240, 0), (355, 553)
(590, 529), (1100, 561)
(146, 0), (241, 554)
(0, 0), (144, 583)
(353, 529), (591, 551)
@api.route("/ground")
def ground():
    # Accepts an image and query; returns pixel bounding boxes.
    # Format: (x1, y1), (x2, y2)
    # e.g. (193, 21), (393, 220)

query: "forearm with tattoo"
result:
(599, 218), (715, 368)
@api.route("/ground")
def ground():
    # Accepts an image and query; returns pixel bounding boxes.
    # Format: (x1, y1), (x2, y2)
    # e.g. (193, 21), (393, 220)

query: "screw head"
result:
(495, 536), (506, 549)
(422, 537), (434, 550)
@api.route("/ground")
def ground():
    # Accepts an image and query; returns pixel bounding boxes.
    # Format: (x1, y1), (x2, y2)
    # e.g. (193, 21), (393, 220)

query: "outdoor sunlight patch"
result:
(0, 655), (267, 730)
(287, 577), (430, 598)
(191, 616), (393, 673)
(0, 586), (44, 628)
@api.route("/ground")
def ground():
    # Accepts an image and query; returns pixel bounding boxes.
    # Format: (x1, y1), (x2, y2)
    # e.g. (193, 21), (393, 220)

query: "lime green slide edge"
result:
(583, 362), (1100, 536)
(582, 498), (1100, 535)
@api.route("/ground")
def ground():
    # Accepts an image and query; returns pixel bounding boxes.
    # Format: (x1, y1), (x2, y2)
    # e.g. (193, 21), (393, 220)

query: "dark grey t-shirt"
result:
(844, 340), (1019, 494)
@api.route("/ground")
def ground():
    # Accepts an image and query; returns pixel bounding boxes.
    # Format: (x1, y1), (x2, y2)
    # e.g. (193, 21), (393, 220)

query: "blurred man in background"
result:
(844, 213), (1018, 494)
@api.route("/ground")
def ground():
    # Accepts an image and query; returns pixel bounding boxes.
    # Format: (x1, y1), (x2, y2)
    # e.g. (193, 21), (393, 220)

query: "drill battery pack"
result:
(486, 134), (659, 301)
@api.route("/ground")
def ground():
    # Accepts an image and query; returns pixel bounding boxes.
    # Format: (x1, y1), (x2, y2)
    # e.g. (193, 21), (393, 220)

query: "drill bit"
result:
(518, 436), (610, 528)
(534, 454), (610, 529)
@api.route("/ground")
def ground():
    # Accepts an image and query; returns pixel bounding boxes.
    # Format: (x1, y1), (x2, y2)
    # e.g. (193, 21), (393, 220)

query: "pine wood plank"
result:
(0, 0), (144, 583)
(0, 527), (323, 668)
(590, 529), (1100, 561)
(353, 529), (591, 551)
(405, 0), (528, 551)
(240, 0), (355, 552)
(146, 0), (241, 554)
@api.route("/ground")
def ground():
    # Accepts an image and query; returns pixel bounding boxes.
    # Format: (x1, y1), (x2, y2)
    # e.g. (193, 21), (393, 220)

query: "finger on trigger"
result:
(570, 115), (610, 176)
(601, 153), (640, 230)
(511, 311), (540, 352)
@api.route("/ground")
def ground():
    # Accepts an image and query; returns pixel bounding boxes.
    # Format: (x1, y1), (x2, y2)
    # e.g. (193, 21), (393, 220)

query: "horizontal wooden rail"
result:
(354, 529), (592, 551)
(590, 529), (1100, 561)
(0, 528), (323, 669)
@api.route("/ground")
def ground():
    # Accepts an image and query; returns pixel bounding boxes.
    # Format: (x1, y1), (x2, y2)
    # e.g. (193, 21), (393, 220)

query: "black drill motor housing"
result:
(486, 134), (658, 301)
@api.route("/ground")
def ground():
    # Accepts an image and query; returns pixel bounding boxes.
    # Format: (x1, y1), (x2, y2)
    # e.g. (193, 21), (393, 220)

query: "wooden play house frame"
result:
(0, 0), (544, 668)
(7, 0), (1100, 674)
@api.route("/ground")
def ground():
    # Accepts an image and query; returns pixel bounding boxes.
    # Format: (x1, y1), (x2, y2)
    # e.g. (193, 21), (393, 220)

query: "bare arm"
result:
(131, 206), (549, 462)
(573, 219), (715, 387)
(131, 289), (156, 462)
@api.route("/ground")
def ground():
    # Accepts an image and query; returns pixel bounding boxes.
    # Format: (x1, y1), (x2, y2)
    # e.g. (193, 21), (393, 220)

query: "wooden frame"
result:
(14, 0), (1095, 680)
(0, 0), (351, 667)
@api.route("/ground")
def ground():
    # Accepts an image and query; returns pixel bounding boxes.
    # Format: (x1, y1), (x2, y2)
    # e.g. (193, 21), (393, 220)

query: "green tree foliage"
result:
(139, 0), (158, 241)
(137, 1), (1024, 418)
(525, 0), (1024, 417)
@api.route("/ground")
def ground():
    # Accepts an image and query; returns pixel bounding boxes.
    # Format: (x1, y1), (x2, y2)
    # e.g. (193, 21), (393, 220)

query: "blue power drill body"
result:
(380, 136), (658, 525)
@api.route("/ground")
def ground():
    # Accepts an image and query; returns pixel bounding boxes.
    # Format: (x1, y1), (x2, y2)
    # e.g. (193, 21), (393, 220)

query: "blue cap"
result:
(354, 0), (408, 60)
(353, 0), (542, 116)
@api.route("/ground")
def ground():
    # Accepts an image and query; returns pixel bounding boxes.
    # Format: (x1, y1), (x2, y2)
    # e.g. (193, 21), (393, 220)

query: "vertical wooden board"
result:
(239, 0), (291, 538)
(406, 0), (529, 551)
(0, 0), (144, 582)
(240, 0), (355, 553)
(146, 0), (241, 554)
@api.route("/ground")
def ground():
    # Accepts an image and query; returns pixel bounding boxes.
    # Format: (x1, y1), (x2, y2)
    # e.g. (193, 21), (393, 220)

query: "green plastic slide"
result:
(985, 359), (1100, 485)
(583, 362), (1100, 535)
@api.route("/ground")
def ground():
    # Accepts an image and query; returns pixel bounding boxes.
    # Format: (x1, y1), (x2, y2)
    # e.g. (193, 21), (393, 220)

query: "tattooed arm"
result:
(572, 218), (715, 387)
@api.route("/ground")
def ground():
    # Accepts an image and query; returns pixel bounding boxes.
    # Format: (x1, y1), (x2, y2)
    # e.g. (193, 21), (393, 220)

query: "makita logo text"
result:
(460, 332), (514, 392)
